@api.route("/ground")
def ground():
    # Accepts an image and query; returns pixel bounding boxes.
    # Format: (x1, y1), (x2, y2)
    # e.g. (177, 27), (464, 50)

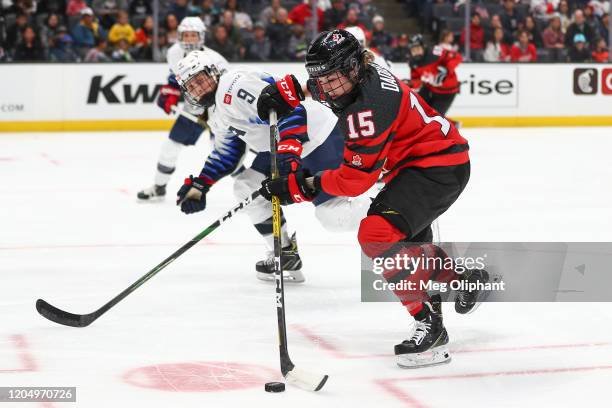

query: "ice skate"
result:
(256, 233), (304, 283)
(137, 184), (166, 202)
(455, 269), (490, 314)
(395, 301), (451, 368)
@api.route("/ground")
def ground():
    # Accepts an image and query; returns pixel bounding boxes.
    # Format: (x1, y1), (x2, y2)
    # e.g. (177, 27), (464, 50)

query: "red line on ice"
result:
(375, 364), (612, 408)
(0, 334), (38, 372)
(293, 325), (612, 359)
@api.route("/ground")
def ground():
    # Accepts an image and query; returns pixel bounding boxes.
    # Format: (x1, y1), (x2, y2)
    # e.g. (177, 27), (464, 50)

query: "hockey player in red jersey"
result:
(256, 29), (488, 368)
(406, 34), (462, 118)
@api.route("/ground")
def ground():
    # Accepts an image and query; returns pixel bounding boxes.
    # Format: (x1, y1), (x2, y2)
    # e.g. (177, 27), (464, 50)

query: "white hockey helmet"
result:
(344, 26), (366, 48)
(175, 50), (222, 108)
(178, 17), (206, 52)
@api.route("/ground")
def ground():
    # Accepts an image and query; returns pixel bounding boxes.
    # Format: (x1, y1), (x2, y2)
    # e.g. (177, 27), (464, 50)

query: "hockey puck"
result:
(264, 382), (285, 393)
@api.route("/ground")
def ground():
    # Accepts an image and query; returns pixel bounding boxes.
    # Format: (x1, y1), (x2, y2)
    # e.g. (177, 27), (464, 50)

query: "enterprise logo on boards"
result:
(573, 68), (612, 95)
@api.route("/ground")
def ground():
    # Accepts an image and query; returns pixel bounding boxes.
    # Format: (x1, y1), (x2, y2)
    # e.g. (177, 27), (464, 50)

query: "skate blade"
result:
(136, 196), (165, 203)
(257, 270), (305, 284)
(463, 272), (503, 314)
(397, 346), (451, 369)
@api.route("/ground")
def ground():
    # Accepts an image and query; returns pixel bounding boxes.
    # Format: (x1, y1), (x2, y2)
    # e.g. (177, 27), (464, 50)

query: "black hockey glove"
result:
(277, 139), (303, 176)
(257, 74), (305, 121)
(176, 175), (211, 214)
(259, 170), (318, 205)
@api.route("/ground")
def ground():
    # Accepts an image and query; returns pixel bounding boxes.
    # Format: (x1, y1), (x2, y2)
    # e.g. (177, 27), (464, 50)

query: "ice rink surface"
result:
(1, 127), (612, 408)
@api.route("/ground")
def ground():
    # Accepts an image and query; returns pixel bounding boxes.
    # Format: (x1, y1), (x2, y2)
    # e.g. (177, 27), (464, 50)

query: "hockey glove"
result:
(257, 74), (305, 121)
(259, 170), (318, 205)
(176, 175), (211, 214)
(277, 139), (303, 176)
(157, 84), (181, 114)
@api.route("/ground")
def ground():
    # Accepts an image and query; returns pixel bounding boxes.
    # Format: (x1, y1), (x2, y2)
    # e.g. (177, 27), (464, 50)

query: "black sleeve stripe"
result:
(346, 132), (396, 155)
(387, 143), (469, 173)
(343, 158), (386, 173)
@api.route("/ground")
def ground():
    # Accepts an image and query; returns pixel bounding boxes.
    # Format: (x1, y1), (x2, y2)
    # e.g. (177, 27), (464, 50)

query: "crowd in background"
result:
(0, 0), (609, 62)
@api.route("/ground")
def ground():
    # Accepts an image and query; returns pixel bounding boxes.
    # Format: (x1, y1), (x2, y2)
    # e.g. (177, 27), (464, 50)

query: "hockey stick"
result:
(268, 110), (329, 392)
(170, 105), (209, 129)
(36, 191), (260, 328)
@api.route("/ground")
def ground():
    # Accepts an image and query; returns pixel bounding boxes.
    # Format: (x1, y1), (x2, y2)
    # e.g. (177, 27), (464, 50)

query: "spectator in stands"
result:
(226, 0), (253, 30)
(39, 13), (61, 51)
(129, 0), (152, 21)
(85, 37), (110, 61)
(6, 0), (37, 15)
(500, 0), (524, 38)
(92, 0), (128, 29)
(66, 0), (88, 18)
(460, 12), (485, 51)
(323, 0), (345, 30)
(49, 25), (79, 61)
(567, 32), (591, 61)
(598, 13), (609, 44)
(245, 22), (270, 60)
(522, 15), (543, 48)
(194, 0), (221, 28)
(289, 0), (325, 32)
(288, 22), (308, 60)
(208, 24), (238, 60)
(6, 12), (29, 50)
(591, 37), (609, 62)
(166, 0), (190, 23)
(391, 32), (410, 62)
(220, 10), (244, 52)
(530, 0), (558, 19)
(111, 37), (134, 61)
(510, 29), (537, 62)
(542, 14), (566, 61)
(484, 27), (511, 62)
(164, 13), (179, 44)
(72, 7), (107, 56)
(583, 3), (603, 35)
(259, 0), (282, 28)
(157, 29), (169, 60)
(266, 7), (292, 60)
(134, 15), (154, 59)
(488, 13), (514, 45)
(370, 15), (393, 59)
(565, 9), (595, 47)
(337, 7), (369, 39)
(558, 0), (571, 33)
(13, 25), (44, 61)
(108, 10), (135, 45)
(439, 30), (458, 52)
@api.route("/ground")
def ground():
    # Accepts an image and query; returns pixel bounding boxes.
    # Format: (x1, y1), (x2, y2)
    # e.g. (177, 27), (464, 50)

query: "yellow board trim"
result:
(0, 120), (175, 132)
(0, 116), (612, 132)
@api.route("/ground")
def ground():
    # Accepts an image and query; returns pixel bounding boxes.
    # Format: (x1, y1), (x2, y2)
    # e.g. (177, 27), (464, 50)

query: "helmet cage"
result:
(180, 65), (220, 109)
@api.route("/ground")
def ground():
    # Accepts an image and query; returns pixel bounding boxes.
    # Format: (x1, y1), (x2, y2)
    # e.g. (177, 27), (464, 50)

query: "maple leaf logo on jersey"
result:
(224, 94), (232, 104)
(351, 154), (363, 167)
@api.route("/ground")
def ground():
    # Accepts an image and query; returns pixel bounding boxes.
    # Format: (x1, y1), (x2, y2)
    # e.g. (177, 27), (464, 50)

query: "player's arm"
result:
(442, 49), (462, 71)
(157, 72), (182, 115)
(315, 118), (393, 197)
(176, 130), (247, 214)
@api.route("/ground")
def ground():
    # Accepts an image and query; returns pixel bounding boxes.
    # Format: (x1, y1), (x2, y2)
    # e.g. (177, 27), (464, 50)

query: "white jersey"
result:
(166, 43), (229, 115)
(207, 69), (338, 156)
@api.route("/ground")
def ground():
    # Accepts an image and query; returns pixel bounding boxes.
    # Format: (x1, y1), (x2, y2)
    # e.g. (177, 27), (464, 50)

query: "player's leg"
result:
(233, 155), (304, 283)
(358, 163), (475, 368)
(137, 116), (204, 201)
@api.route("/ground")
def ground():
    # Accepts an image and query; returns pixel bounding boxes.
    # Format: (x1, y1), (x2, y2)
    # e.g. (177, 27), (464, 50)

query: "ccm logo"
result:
(278, 144), (301, 153)
(279, 79), (296, 101)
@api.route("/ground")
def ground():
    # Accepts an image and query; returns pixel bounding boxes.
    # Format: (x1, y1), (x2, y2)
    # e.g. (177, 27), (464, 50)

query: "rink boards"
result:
(0, 62), (611, 131)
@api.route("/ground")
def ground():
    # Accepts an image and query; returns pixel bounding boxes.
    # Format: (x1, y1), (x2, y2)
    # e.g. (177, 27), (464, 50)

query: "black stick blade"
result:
(35, 299), (96, 328)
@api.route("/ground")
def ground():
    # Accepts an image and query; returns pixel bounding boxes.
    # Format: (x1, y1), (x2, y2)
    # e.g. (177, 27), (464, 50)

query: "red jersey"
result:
(318, 64), (469, 198)
(408, 46), (462, 94)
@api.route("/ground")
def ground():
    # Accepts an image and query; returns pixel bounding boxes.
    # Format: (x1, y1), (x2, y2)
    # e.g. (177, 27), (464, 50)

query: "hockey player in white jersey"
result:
(137, 17), (228, 201)
(344, 26), (392, 70)
(173, 51), (370, 282)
